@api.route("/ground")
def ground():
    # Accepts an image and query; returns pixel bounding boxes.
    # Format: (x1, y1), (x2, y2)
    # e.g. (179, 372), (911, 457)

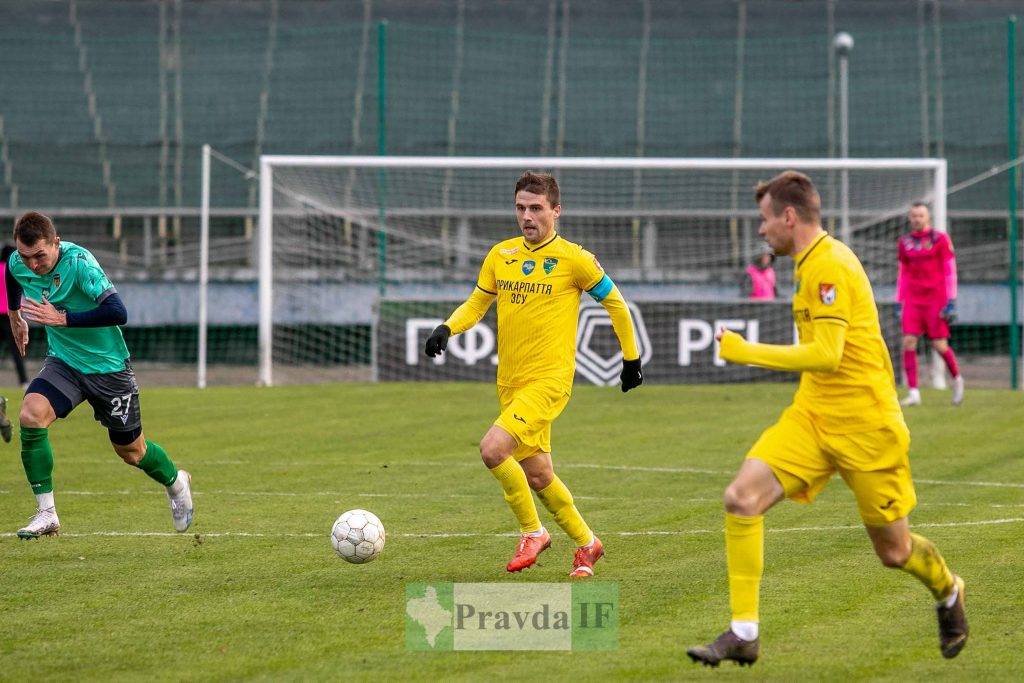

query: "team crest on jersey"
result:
(52, 274), (61, 289)
(543, 257), (558, 274)
(908, 235), (934, 251)
(522, 259), (536, 276)
(819, 283), (836, 305)
(500, 247), (519, 256)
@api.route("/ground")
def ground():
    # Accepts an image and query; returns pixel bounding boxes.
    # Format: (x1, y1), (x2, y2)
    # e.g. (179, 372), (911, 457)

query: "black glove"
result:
(424, 324), (451, 357)
(620, 358), (643, 393)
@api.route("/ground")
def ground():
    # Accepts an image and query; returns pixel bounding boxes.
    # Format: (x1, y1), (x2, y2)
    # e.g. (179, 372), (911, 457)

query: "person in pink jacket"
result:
(0, 243), (25, 441)
(742, 251), (777, 300)
(896, 203), (963, 406)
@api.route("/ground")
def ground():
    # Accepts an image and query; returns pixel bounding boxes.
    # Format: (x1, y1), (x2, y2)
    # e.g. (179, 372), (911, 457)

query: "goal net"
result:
(254, 156), (946, 386)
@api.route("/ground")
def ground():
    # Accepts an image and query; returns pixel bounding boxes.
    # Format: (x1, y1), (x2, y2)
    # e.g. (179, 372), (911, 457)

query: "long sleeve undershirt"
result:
(5, 261), (22, 312)
(65, 292), (128, 328)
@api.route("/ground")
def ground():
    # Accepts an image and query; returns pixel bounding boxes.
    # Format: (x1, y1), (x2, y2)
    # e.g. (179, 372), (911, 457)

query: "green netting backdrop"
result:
(0, 0), (1018, 386)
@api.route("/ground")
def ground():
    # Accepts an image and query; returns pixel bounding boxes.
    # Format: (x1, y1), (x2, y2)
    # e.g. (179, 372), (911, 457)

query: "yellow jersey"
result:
(446, 231), (637, 390)
(790, 233), (902, 431)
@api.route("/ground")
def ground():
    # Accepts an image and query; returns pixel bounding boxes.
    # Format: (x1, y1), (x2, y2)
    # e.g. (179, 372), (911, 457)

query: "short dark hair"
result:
(754, 170), (821, 223)
(910, 201), (930, 211)
(14, 211), (58, 246)
(514, 171), (560, 208)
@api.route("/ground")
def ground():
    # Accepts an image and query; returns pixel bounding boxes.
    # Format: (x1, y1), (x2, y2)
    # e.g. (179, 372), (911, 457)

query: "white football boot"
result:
(17, 507), (60, 539)
(166, 470), (193, 532)
(951, 376), (965, 407)
(900, 388), (922, 407)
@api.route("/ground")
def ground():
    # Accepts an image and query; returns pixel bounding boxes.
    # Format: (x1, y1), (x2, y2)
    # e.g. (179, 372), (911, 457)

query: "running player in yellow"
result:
(687, 172), (967, 667)
(424, 171), (642, 577)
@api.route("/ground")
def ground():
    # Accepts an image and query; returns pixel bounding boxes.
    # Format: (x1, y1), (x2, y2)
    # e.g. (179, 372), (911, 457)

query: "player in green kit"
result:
(6, 212), (193, 538)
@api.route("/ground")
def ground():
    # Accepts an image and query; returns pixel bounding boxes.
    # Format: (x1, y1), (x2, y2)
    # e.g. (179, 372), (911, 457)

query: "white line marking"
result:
(1, 531), (322, 538)
(916, 478), (1024, 489)
(64, 459), (1021, 489)
(202, 460), (730, 475)
(50, 490), (484, 499)
(562, 463), (731, 475)
(404, 461), (734, 475)
(47, 460), (1022, 490)
(768, 518), (1024, 533)
(5, 488), (711, 503)
(3, 488), (1021, 509)
(3, 517), (1022, 540)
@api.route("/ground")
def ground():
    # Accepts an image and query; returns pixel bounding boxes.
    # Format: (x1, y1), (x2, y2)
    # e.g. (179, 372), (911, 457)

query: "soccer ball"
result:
(331, 509), (385, 564)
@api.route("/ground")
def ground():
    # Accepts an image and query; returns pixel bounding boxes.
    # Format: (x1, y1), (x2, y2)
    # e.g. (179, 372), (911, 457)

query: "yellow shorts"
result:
(747, 405), (917, 526)
(494, 379), (571, 462)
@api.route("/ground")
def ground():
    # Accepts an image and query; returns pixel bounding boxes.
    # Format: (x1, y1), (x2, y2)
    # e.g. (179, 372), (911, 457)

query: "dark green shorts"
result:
(33, 356), (142, 432)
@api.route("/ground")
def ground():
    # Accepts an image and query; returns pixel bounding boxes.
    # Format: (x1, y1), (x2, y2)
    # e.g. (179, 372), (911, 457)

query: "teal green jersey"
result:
(8, 241), (129, 374)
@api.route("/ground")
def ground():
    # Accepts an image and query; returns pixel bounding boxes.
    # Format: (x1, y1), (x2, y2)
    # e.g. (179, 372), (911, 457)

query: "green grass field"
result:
(1, 382), (1021, 680)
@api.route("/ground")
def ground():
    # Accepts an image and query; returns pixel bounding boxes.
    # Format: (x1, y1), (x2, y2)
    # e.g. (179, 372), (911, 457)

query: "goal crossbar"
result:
(261, 155), (946, 172)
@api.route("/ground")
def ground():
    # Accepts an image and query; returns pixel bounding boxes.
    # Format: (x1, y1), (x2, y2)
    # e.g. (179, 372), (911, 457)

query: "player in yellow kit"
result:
(424, 171), (642, 577)
(687, 172), (967, 667)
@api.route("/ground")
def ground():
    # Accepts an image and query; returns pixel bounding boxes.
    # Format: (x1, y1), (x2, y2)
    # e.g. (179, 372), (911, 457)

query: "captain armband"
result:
(587, 274), (615, 302)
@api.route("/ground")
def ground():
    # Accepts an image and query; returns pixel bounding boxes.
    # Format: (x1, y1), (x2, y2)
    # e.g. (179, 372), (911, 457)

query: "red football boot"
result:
(506, 529), (552, 572)
(569, 536), (604, 578)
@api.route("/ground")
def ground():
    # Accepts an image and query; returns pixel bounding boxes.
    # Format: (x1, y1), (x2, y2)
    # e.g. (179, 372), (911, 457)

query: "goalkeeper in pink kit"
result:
(896, 202), (964, 406)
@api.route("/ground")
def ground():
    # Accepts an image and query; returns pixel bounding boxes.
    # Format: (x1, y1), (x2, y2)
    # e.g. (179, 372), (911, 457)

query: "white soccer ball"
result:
(331, 509), (386, 564)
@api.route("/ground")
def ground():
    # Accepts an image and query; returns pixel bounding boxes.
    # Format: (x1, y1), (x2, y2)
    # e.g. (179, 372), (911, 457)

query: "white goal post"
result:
(251, 155), (947, 387)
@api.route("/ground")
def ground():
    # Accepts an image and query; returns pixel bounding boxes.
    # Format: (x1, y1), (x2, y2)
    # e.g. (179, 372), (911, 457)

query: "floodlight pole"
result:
(198, 143), (210, 389)
(834, 32), (854, 243)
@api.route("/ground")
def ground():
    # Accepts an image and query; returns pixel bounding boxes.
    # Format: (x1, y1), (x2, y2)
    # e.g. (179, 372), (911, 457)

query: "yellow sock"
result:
(488, 458), (541, 534)
(901, 533), (955, 601)
(726, 513), (764, 623)
(537, 476), (592, 546)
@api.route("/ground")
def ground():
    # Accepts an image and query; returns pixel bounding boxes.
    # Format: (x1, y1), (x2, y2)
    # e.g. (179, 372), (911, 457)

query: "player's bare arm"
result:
(8, 308), (28, 356)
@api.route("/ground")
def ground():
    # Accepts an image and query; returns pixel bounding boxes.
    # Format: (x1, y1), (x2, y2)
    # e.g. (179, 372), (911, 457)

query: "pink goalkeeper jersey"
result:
(896, 227), (957, 306)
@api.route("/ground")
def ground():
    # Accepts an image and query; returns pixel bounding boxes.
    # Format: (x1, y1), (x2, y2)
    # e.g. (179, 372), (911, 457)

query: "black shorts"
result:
(32, 356), (142, 432)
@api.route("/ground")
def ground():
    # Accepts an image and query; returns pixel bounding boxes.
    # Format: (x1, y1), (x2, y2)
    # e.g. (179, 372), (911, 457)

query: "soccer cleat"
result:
(687, 629), (760, 667)
(166, 470), (193, 532)
(0, 395), (11, 443)
(901, 389), (922, 407)
(569, 536), (605, 578)
(17, 507), (60, 539)
(506, 529), (551, 572)
(951, 376), (965, 407)
(937, 575), (968, 659)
